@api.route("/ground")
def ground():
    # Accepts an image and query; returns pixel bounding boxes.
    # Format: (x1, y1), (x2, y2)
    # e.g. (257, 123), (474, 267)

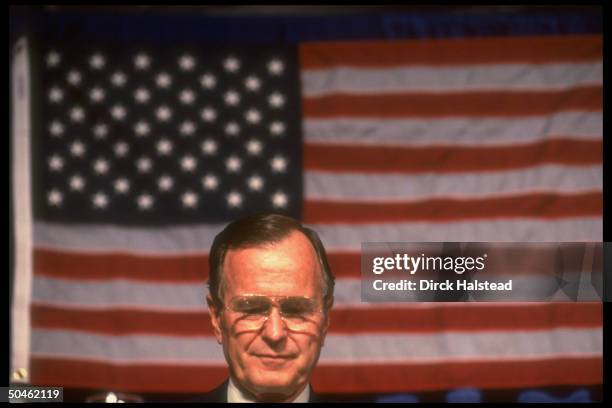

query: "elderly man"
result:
(193, 213), (335, 403)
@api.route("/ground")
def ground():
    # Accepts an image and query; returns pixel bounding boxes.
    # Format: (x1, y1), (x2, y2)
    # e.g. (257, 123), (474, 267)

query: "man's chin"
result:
(250, 374), (294, 390)
(248, 381), (304, 402)
(246, 373), (302, 398)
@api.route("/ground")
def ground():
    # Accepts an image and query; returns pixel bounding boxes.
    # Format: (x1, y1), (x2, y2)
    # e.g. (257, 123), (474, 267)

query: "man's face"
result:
(208, 230), (331, 401)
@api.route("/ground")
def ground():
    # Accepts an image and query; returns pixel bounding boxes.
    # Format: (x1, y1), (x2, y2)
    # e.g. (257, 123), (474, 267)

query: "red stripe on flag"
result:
(34, 249), (208, 282)
(305, 139), (602, 173)
(302, 87), (601, 118)
(32, 306), (213, 336)
(30, 357), (602, 393)
(33, 246), (601, 281)
(300, 35), (602, 69)
(31, 303), (602, 336)
(32, 251), (360, 281)
(304, 192), (602, 223)
(312, 359), (602, 393)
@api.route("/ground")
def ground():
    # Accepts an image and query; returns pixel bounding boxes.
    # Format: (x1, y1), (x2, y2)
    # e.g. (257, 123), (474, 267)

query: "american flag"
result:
(11, 11), (602, 396)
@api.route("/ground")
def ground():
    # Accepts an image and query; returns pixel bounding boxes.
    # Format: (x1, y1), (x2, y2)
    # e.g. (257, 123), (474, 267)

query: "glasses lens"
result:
(279, 297), (317, 317)
(229, 296), (322, 332)
(279, 297), (321, 332)
(230, 296), (271, 320)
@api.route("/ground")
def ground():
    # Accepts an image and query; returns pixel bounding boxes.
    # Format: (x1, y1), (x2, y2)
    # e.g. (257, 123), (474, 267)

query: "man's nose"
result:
(261, 307), (287, 344)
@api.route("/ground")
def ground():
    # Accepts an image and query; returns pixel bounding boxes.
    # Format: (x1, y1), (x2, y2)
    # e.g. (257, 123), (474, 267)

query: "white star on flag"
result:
(47, 189), (63, 206)
(156, 72), (172, 88)
(244, 75), (261, 91)
(134, 87), (151, 103)
(270, 155), (288, 173)
(89, 87), (105, 103)
(114, 141), (129, 158)
(134, 121), (151, 137)
(202, 174), (219, 191)
(136, 157), (153, 173)
(69, 140), (86, 157)
(110, 105), (127, 120)
(223, 56), (240, 72)
(134, 52), (151, 70)
(156, 105), (172, 122)
(90, 53), (106, 70)
(180, 155), (198, 172)
(268, 58), (284, 75)
(67, 70), (82, 86)
(247, 174), (265, 191)
(271, 191), (289, 208)
(156, 139), (173, 155)
(181, 191), (198, 208)
(226, 190), (243, 208)
(49, 121), (64, 137)
(92, 192), (109, 209)
(270, 121), (286, 136)
(201, 139), (218, 155)
(110, 71), (127, 87)
(137, 194), (154, 210)
(268, 92), (285, 108)
(178, 54), (196, 71)
(69, 175), (86, 191)
(200, 73), (217, 89)
(48, 87), (63, 103)
(225, 155), (242, 173)
(179, 121), (197, 136)
(48, 154), (64, 172)
(46, 51), (61, 67)
(114, 178), (130, 194)
(245, 109), (262, 124)
(245, 139), (263, 156)
(93, 158), (110, 175)
(201, 107), (217, 122)
(93, 123), (108, 139)
(179, 89), (196, 105)
(224, 122), (240, 136)
(224, 90), (241, 106)
(158, 175), (174, 192)
(70, 106), (85, 122)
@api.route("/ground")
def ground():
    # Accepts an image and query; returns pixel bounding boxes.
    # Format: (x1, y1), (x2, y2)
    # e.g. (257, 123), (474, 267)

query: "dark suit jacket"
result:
(188, 380), (319, 402)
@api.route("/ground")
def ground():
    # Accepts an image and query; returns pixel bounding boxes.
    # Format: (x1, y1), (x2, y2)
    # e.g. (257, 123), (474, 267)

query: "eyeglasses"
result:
(223, 295), (324, 332)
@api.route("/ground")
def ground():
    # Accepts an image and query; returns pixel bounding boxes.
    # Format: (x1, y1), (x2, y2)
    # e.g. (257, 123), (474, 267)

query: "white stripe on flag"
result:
(306, 165), (602, 201)
(309, 219), (602, 250)
(33, 218), (603, 253)
(33, 222), (225, 255)
(302, 62), (603, 96)
(30, 327), (602, 365)
(304, 112), (602, 146)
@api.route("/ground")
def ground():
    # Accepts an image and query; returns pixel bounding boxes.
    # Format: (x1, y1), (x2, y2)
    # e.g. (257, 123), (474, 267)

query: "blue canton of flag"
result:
(40, 42), (302, 224)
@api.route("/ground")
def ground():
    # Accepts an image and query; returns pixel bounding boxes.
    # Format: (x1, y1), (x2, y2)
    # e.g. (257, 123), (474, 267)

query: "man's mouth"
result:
(254, 354), (295, 366)
(256, 354), (293, 359)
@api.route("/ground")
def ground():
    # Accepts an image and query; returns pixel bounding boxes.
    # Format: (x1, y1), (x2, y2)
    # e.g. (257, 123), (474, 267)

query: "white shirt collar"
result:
(227, 377), (310, 403)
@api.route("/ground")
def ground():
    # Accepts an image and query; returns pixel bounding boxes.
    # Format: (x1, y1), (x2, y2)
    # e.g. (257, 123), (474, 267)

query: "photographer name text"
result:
(372, 279), (513, 291)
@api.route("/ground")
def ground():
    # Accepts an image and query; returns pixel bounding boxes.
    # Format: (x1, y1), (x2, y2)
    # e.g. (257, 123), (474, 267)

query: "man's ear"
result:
(206, 293), (224, 344)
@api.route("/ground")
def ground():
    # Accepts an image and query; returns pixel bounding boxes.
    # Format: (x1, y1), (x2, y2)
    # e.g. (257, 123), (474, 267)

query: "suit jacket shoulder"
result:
(187, 380), (320, 403)
(187, 380), (228, 403)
